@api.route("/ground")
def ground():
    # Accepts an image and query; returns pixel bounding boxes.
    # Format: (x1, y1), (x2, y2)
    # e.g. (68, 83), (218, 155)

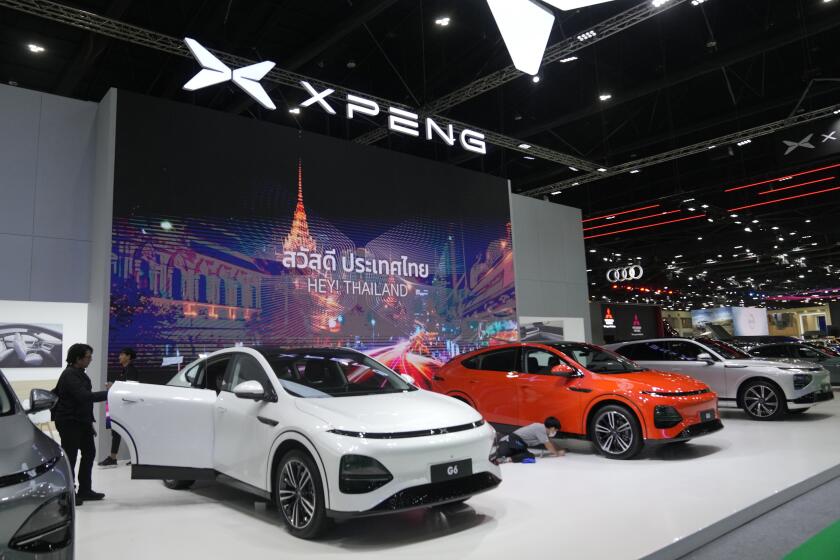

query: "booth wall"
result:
(0, 84), (97, 302)
(509, 194), (591, 341)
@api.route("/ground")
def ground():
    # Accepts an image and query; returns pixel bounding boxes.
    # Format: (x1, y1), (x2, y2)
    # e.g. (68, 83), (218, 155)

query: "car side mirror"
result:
(551, 364), (578, 378)
(27, 389), (58, 414)
(399, 373), (416, 385)
(696, 353), (715, 365)
(233, 380), (268, 401)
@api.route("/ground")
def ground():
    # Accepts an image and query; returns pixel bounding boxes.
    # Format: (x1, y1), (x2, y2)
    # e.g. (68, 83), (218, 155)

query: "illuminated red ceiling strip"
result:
(584, 214), (707, 240)
(726, 186), (840, 212)
(582, 204), (660, 223)
(583, 210), (681, 231)
(757, 176), (834, 195)
(723, 163), (840, 193)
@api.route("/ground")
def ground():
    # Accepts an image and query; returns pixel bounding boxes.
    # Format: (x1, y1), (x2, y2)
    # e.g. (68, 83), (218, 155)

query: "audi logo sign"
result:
(606, 265), (644, 282)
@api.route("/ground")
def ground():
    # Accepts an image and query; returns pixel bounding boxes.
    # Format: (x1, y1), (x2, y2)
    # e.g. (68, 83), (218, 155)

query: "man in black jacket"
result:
(53, 343), (109, 504)
(99, 347), (138, 467)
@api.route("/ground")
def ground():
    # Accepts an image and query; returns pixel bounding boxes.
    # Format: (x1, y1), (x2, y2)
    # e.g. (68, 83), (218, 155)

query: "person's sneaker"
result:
(98, 457), (118, 468)
(75, 494), (84, 506)
(77, 490), (105, 501)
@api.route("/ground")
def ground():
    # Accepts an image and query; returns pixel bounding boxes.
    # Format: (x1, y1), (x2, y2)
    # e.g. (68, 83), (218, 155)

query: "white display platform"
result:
(76, 392), (840, 560)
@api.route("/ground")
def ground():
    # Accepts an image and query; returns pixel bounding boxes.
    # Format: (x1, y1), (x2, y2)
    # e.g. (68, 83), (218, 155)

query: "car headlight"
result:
(653, 405), (683, 429)
(793, 374), (812, 390)
(10, 493), (73, 553)
(339, 455), (393, 494)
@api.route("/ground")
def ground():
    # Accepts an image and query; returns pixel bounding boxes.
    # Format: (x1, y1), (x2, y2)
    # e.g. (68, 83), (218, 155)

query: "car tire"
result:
(163, 479), (194, 490)
(788, 408), (810, 415)
(589, 404), (643, 460)
(741, 379), (787, 420)
(275, 450), (331, 539)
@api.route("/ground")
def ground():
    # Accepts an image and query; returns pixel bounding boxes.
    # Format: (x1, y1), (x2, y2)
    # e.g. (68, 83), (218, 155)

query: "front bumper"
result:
(790, 388), (835, 406)
(327, 472), (501, 519)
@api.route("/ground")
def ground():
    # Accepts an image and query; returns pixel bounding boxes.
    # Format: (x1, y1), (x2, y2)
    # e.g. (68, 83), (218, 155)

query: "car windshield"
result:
(0, 373), (15, 416)
(698, 339), (751, 359)
(550, 343), (647, 374)
(259, 351), (417, 398)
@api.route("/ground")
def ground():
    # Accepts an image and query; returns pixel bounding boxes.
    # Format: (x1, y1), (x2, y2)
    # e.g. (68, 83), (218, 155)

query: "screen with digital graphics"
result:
(109, 92), (516, 386)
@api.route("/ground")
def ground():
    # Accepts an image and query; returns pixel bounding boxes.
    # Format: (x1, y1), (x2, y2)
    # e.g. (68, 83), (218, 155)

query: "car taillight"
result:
(339, 455), (393, 494)
(10, 493), (73, 553)
(653, 406), (683, 429)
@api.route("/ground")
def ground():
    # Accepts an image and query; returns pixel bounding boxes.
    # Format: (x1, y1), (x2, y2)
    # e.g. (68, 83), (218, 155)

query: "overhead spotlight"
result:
(434, 17), (450, 26)
(288, 107), (301, 114)
(630, 169), (640, 174)
(834, 109), (840, 115)
(518, 143), (532, 149)
(551, 190), (563, 195)
(560, 56), (579, 63)
(730, 213), (739, 218)
(652, 0), (673, 6)
(27, 43), (45, 53)
(532, 75), (541, 83)
(597, 167), (608, 172)
(687, 207), (696, 212)
(736, 139), (752, 146)
(744, 227), (752, 232)
(691, 0), (709, 5)
(572, 182), (580, 186)
(346, 60), (357, 69)
(577, 30), (597, 42)
(599, 93), (612, 101)
(524, 156), (535, 160)
(569, 166), (579, 172)
(160, 220), (174, 231)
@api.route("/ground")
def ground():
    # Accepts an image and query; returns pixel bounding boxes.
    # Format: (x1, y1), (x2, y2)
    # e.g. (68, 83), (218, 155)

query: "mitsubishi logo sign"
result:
(183, 38), (276, 110)
(606, 265), (644, 282)
(182, 38), (486, 155)
(486, 0), (615, 75)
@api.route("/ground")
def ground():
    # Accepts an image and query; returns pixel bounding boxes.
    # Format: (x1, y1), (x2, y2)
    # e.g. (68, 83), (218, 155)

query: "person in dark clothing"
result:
(491, 417), (564, 464)
(99, 347), (138, 467)
(53, 343), (109, 504)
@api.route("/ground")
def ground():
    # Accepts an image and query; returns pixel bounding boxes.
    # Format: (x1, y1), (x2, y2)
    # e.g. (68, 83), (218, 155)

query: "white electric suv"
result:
(108, 347), (501, 538)
(605, 338), (834, 420)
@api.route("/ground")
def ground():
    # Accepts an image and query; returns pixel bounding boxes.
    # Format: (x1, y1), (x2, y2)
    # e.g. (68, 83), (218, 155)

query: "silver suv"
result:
(605, 338), (833, 420)
(0, 369), (74, 559)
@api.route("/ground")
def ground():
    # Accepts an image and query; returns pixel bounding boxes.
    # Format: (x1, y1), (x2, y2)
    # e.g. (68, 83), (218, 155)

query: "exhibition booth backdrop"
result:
(589, 302), (663, 345)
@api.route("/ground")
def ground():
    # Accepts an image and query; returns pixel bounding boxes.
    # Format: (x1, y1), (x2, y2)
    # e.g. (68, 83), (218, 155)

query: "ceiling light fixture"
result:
(518, 143), (532, 149)
(27, 43), (46, 53)
(569, 166), (579, 172)
(582, 210), (681, 232)
(724, 163), (840, 192)
(584, 214), (707, 240)
(757, 176), (834, 196)
(583, 204), (661, 223)
(727, 186), (840, 212)
(599, 93), (612, 101)
(434, 17), (451, 26)
(551, 190), (562, 195)
(288, 107), (300, 114)
(560, 56), (579, 63)
(532, 75), (541, 83)
(736, 139), (752, 146)
(577, 30), (597, 42)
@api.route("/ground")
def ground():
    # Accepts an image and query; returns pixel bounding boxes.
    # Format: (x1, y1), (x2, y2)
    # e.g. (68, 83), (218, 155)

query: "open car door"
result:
(109, 357), (220, 480)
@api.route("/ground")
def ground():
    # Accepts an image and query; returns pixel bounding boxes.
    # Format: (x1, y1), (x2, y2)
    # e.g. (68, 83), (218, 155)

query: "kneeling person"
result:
(494, 417), (565, 463)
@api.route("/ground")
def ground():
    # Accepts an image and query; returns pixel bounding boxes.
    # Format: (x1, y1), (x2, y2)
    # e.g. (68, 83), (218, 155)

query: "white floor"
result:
(75, 394), (840, 560)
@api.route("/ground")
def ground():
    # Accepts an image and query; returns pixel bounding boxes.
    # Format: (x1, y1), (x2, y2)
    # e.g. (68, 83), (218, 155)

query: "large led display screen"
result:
(109, 92), (516, 385)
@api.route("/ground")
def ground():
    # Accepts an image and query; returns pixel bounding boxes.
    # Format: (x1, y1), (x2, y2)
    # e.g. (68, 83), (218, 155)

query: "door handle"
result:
(121, 397), (143, 403)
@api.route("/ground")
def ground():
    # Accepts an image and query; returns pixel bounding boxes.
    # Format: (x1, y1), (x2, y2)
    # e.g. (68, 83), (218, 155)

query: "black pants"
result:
(110, 430), (122, 455)
(56, 421), (96, 493)
(496, 433), (536, 463)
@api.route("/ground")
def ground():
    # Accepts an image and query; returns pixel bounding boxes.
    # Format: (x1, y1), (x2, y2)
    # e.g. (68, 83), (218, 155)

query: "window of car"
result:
(523, 348), (561, 374)
(260, 351), (415, 398)
(0, 374), (14, 416)
(792, 346), (827, 361)
(168, 361), (205, 388)
(666, 341), (705, 361)
(461, 355), (480, 369)
(228, 354), (273, 393)
(696, 338), (751, 359)
(207, 356), (233, 393)
(551, 343), (645, 373)
(478, 348), (518, 372)
(615, 342), (670, 361)
(750, 345), (789, 359)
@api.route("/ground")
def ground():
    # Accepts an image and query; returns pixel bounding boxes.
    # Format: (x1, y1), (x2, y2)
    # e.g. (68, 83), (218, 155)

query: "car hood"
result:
(0, 413), (62, 478)
(727, 358), (824, 370)
(605, 370), (711, 393)
(294, 389), (482, 433)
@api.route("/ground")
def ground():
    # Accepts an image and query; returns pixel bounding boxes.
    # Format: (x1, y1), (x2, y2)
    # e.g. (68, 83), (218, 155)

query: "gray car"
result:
(606, 338), (833, 420)
(0, 369), (74, 559)
(749, 343), (840, 386)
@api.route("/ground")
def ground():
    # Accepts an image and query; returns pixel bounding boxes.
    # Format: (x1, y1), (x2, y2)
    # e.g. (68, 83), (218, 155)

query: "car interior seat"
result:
(12, 333), (43, 366)
(527, 357), (540, 373)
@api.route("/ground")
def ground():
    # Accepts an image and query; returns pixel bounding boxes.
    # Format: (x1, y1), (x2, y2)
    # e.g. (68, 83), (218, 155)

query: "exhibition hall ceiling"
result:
(1, 0), (839, 307)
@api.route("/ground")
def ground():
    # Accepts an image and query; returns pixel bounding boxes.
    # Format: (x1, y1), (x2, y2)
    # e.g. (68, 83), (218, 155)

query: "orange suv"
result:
(432, 342), (722, 459)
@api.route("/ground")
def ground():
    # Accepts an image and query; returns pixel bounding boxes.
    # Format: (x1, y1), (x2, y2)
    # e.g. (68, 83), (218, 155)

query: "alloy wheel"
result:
(278, 459), (316, 530)
(744, 384), (779, 418)
(594, 410), (634, 455)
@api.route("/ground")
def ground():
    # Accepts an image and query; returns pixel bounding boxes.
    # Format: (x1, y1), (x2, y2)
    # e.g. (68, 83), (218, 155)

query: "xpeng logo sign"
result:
(486, 0), (615, 75)
(182, 38), (487, 155)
